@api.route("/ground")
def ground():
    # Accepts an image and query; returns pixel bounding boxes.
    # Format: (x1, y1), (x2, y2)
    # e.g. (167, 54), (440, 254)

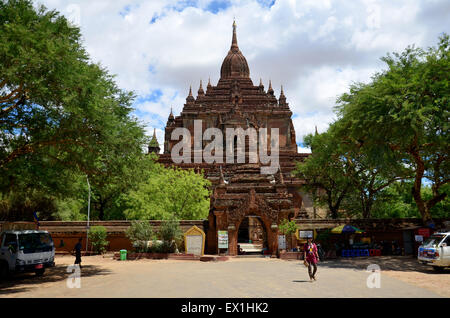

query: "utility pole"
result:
(86, 176), (91, 253)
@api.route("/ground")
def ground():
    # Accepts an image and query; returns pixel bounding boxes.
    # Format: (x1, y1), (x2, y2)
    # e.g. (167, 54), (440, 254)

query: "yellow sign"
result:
(184, 225), (206, 256)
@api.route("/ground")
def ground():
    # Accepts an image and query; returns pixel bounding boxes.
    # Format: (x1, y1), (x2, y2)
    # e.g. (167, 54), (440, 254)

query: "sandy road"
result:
(0, 255), (447, 298)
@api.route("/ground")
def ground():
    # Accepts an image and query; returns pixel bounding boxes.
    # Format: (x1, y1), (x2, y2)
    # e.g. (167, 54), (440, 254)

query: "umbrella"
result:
(331, 224), (365, 234)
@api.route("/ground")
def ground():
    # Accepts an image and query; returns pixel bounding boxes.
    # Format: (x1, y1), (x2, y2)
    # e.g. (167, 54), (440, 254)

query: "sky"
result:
(38, 0), (450, 153)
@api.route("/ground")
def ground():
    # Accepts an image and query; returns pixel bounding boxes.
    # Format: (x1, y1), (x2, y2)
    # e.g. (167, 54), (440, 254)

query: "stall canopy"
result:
(331, 225), (365, 234)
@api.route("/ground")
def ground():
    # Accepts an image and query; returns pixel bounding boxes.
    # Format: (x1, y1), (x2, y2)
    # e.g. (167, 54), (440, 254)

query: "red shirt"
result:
(304, 243), (318, 264)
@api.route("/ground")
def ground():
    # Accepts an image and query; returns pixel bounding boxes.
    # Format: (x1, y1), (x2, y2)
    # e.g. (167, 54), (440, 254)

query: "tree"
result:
(0, 0), (149, 220)
(122, 164), (211, 220)
(295, 131), (354, 218)
(333, 123), (409, 218)
(336, 35), (450, 224)
(278, 218), (298, 250)
(371, 181), (450, 219)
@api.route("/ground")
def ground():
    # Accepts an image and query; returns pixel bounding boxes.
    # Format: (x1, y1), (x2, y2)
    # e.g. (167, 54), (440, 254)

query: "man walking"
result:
(303, 237), (319, 282)
(73, 238), (83, 269)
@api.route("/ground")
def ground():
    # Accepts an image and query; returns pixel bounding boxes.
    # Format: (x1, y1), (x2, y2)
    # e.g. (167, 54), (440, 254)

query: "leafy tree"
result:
(336, 35), (449, 224)
(332, 123), (409, 218)
(0, 0), (149, 221)
(371, 181), (449, 219)
(295, 131), (354, 218)
(278, 218), (298, 250)
(122, 164), (211, 220)
(278, 218), (298, 236)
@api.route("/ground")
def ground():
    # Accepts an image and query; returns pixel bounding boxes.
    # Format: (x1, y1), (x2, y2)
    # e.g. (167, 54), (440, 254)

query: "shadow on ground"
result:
(0, 264), (112, 295)
(304, 256), (450, 274)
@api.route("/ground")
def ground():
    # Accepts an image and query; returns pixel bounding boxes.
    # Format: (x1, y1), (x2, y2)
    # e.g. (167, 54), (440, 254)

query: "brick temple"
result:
(155, 22), (318, 256)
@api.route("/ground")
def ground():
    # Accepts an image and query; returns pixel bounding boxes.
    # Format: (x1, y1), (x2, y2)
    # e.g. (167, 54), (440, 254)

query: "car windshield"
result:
(18, 233), (53, 253)
(422, 235), (445, 247)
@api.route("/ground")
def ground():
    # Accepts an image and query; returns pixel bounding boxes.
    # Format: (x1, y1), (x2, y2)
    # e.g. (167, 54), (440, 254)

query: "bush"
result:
(125, 221), (155, 253)
(88, 226), (109, 254)
(278, 219), (298, 236)
(158, 219), (183, 253)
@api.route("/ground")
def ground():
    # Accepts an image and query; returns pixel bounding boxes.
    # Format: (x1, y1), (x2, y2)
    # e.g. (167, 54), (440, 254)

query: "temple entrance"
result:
(237, 216), (268, 255)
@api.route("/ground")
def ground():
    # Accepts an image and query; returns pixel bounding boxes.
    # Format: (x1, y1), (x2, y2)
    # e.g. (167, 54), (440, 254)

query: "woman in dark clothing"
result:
(73, 238), (83, 269)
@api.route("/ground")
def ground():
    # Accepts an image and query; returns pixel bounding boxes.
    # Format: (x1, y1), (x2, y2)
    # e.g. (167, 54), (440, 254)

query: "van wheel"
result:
(0, 262), (9, 279)
(432, 266), (444, 272)
(35, 268), (45, 276)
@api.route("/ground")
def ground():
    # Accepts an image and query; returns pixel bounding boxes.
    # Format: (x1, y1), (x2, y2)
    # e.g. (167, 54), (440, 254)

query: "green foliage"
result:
(158, 219), (183, 253)
(296, 35), (449, 222)
(335, 34), (449, 223)
(125, 221), (155, 252)
(0, 0), (149, 221)
(88, 226), (109, 254)
(53, 197), (85, 221)
(278, 219), (298, 235)
(0, 189), (58, 221)
(370, 181), (449, 219)
(295, 130), (354, 218)
(122, 164), (211, 220)
(315, 229), (332, 250)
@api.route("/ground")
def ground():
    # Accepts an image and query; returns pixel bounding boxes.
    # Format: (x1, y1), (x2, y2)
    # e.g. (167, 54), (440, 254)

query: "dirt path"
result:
(318, 256), (450, 297)
(0, 255), (446, 298)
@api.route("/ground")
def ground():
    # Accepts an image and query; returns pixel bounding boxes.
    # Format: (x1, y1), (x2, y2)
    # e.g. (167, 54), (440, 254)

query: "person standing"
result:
(303, 237), (319, 282)
(73, 238), (83, 269)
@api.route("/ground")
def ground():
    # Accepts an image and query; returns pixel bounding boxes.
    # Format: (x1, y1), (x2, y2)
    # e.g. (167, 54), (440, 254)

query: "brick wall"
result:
(1, 220), (207, 252)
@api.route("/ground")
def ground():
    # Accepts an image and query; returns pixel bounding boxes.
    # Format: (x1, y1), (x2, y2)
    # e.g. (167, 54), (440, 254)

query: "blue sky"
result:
(40, 0), (450, 153)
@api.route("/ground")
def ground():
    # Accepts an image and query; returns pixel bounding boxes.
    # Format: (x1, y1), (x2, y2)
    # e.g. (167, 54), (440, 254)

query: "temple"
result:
(156, 21), (319, 256)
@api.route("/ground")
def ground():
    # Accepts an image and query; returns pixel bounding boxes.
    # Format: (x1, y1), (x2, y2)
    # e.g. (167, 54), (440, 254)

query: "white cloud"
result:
(38, 0), (450, 144)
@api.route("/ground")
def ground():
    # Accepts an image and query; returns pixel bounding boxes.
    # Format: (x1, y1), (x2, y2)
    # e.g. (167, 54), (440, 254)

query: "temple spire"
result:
(231, 19), (238, 52)
(186, 85), (195, 103)
(279, 85), (286, 106)
(267, 79), (274, 96)
(148, 128), (160, 154)
(198, 80), (204, 96)
(168, 106), (174, 122)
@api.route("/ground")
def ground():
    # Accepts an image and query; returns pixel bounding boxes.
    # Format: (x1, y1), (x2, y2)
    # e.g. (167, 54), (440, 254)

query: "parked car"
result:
(418, 231), (450, 271)
(0, 230), (55, 278)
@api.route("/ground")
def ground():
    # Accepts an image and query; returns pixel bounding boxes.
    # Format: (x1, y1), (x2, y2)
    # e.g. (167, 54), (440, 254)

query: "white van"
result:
(0, 230), (55, 277)
(418, 231), (450, 271)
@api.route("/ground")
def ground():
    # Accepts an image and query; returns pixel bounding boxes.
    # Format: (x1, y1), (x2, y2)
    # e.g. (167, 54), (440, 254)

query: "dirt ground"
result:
(317, 256), (450, 297)
(0, 254), (448, 298)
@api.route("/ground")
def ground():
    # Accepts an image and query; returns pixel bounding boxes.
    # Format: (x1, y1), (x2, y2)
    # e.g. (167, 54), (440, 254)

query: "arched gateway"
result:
(156, 21), (311, 256)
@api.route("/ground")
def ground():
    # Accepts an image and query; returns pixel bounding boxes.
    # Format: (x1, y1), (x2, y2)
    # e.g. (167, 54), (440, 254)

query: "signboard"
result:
(278, 235), (286, 250)
(184, 226), (205, 256)
(418, 228), (430, 238)
(415, 235), (424, 242)
(218, 231), (228, 249)
(299, 230), (313, 239)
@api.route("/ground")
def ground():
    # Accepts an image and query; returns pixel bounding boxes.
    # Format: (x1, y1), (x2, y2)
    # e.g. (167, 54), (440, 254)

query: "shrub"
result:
(125, 221), (155, 253)
(158, 219), (183, 253)
(278, 219), (298, 236)
(88, 226), (109, 254)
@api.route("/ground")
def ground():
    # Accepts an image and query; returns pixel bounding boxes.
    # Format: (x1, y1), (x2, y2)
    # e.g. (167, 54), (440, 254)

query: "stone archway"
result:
(227, 189), (279, 257)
